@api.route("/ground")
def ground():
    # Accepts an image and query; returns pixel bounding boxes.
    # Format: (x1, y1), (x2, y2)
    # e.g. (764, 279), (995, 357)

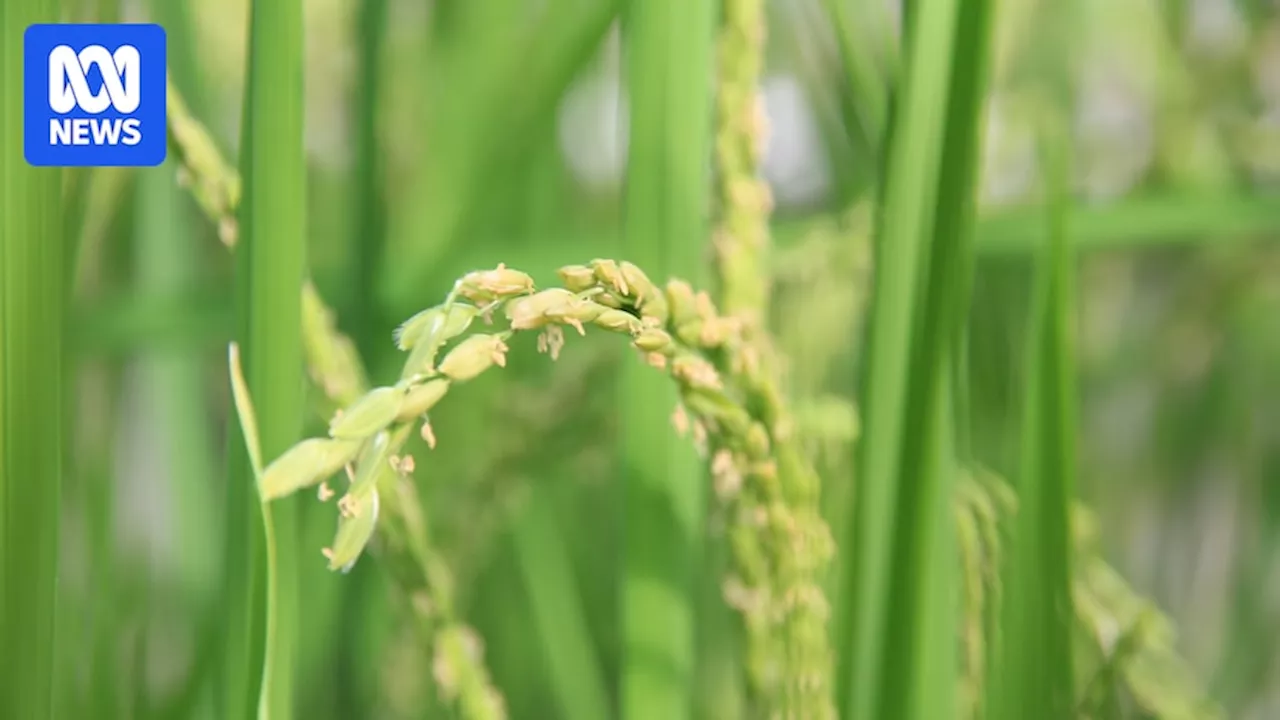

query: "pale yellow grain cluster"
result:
(258, 256), (837, 718)
(712, 0), (837, 716)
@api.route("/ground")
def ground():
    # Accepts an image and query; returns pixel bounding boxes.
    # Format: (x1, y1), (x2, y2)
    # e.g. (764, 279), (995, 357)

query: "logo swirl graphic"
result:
(47, 44), (140, 114)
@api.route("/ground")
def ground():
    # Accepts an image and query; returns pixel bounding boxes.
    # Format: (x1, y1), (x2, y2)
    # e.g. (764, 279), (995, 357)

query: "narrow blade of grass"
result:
(991, 129), (1078, 720)
(347, 0), (388, 356)
(222, 0), (308, 717)
(1, 0), (65, 717)
(834, 0), (995, 717)
(620, 0), (715, 716)
(512, 490), (612, 720)
(978, 191), (1280, 255)
(832, 0), (959, 715)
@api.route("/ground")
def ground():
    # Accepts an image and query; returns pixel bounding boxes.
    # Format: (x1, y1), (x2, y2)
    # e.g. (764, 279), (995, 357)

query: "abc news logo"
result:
(48, 44), (143, 147)
(24, 23), (166, 167)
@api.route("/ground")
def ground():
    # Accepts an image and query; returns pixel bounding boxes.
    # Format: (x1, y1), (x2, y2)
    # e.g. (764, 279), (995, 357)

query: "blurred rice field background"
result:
(3, 0), (1280, 718)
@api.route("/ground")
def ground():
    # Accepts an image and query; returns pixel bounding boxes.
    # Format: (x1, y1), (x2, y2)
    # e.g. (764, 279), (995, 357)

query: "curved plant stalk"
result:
(293, 289), (510, 720)
(712, 1), (836, 716)
(166, 77), (240, 248)
(242, 260), (837, 719)
(169, 78), (505, 720)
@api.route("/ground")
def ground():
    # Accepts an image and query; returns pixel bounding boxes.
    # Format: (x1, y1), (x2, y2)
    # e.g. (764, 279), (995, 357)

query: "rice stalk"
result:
(989, 123), (1077, 720)
(222, 0), (308, 716)
(1, 0), (65, 717)
(298, 288), (509, 720)
(236, 259), (840, 719)
(712, 0), (835, 715)
(764, 220), (1230, 720)
(168, 80), (505, 720)
(832, 0), (1000, 717)
(166, 78), (241, 247)
(771, 213), (1224, 720)
(621, 0), (715, 716)
(348, 0), (388, 355)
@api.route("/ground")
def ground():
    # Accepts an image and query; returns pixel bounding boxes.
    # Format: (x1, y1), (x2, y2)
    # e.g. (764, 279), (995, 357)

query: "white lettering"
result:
(72, 118), (91, 145)
(90, 117), (122, 145)
(49, 117), (144, 146)
(49, 119), (72, 144)
(121, 119), (142, 146)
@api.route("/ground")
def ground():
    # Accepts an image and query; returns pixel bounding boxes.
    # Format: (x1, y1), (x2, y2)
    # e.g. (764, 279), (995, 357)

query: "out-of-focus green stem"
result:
(991, 125), (1078, 720)
(385, 0), (619, 311)
(511, 492), (611, 720)
(349, 0), (388, 355)
(146, 0), (220, 632)
(835, 0), (996, 718)
(620, 0), (715, 717)
(1, 0), (65, 717)
(833, 0), (961, 714)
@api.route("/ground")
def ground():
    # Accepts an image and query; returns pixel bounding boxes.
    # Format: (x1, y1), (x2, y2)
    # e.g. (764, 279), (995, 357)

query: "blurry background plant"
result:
(2, 0), (1279, 718)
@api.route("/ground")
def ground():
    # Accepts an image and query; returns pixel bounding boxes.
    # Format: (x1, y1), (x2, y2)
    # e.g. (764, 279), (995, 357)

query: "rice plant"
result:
(3, 0), (1278, 718)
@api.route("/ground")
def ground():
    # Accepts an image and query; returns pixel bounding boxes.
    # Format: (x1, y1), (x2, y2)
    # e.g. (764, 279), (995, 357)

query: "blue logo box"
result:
(24, 23), (167, 167)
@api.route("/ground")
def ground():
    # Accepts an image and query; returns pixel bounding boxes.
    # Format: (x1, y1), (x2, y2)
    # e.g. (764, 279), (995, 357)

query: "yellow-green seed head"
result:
(665, 279), (700, 326)
(545, 297), (607, 326)
(675, 321), (704, 347)
(504, 288), (575, 330)
(326, 485), (379, 572)
(682, 387), (752, 437)
(330, 386), (406, 440)
(458, 263), (536, 303)
(745, 422), (771, 459)
(348, 430), (393, 493)
(619, 261), (656, 299)
(632, 327), (675, 353)
(671, 354), (722, 390)
(593, 292), (624, 309)
(396, 379), (451, 421)
(593, 309), (642, 334)
(398, 304), (480, 379)
(557, 264), (598, 293)
(394, 307), (439, 351)
(590, 259), (630, 297)
(439, 334), (508, 382)
(260, 437), (363, 501)
(620, 262), (669, 323)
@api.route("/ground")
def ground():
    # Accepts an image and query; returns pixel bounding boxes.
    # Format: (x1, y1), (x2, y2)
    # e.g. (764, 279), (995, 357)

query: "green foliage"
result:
(1, 1), (64, 717)
(223, 0), (308, 716)
(619, 1), (716, 717)
(834, 2), (994, 719)
(5, 1), (1278, 719)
